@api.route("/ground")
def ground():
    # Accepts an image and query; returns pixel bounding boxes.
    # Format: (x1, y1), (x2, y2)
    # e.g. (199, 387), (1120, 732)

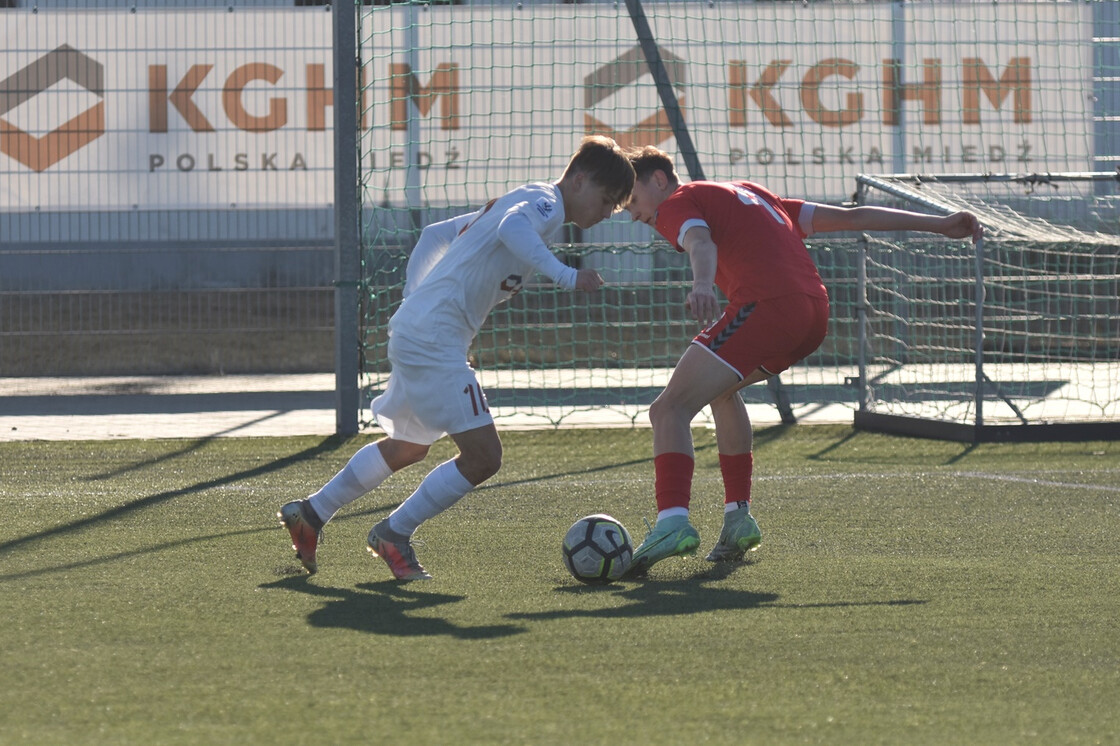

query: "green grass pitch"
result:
(2, 425), (1118, 744)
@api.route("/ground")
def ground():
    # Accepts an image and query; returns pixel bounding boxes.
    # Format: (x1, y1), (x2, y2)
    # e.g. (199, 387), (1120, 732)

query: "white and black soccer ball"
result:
(561, 514), (633, 584)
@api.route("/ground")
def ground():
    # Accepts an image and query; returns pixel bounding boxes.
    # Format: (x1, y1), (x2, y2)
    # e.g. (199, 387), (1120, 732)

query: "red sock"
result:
(719, 452), (753, 507)
(654, 452), (694, 512)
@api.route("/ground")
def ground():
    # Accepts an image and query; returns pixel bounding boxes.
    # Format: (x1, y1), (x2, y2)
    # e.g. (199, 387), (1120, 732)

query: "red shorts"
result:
(692, 293), (830, 378)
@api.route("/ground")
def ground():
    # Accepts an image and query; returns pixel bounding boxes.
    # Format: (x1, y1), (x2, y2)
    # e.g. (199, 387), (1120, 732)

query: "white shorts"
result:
(370, 335), (494, 445)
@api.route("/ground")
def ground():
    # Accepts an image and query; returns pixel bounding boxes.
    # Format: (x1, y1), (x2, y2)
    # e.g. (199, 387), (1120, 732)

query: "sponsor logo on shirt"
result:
(535, 199), (553, 219)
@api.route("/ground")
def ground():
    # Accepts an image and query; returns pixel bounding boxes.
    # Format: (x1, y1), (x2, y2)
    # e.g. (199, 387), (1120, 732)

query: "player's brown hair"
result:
(628, 145), (680, 187)
(561, 135), (636, 209)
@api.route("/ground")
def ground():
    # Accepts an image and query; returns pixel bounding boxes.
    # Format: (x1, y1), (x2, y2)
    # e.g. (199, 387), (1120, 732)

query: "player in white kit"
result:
(280, 136), (635, 579)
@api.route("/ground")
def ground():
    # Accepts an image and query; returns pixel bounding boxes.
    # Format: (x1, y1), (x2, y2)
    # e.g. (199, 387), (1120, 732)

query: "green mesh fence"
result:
(356, 0), (1119, 430)
(361, 236), (866, 427)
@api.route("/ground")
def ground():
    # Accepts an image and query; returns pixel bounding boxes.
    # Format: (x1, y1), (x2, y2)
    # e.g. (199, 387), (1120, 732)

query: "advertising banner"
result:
(0, 4), (1093, 210)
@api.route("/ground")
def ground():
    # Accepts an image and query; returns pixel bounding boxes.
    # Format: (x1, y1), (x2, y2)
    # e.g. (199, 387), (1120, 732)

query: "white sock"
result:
(657, 507), (689, 522)
(308, 442), (394, 522)
(387, 460), (474, 536)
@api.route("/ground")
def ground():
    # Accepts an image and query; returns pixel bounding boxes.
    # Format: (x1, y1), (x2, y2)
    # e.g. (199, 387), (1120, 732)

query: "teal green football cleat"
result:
(704, 505), (761, 562)
(628, 515), (700, 575)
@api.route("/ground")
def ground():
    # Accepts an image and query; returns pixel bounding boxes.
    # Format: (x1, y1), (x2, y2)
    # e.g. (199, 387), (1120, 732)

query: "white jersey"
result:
(401, 212), (475, 298)
(389, 182), (573, 353)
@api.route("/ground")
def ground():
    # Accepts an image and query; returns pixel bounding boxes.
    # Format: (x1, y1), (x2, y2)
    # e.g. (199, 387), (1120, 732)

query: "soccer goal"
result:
(852, 171), (1120, 442)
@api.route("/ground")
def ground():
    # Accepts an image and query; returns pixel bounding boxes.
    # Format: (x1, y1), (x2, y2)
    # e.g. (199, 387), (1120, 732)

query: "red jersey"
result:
(653, 180), (828, 304)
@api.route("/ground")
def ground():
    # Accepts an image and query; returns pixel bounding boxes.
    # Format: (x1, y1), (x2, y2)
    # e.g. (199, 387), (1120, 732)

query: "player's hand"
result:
(574, 268), (605, 292)
(941, 211), (983, 242)
(686, 286), (720, 325)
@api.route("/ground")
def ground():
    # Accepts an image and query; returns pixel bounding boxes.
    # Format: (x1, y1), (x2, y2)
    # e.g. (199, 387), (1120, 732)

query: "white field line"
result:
(743, 470), (1120, 494)
(505, 470), (1120, 495)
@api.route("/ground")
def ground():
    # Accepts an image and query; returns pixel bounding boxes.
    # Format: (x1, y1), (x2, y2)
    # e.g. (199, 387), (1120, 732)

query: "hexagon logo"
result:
(0, 44), (105, 172)
(584, 45), (686, 149)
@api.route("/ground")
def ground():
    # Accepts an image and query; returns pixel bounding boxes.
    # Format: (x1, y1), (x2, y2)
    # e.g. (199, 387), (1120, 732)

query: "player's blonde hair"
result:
(560, 135), (636, 210)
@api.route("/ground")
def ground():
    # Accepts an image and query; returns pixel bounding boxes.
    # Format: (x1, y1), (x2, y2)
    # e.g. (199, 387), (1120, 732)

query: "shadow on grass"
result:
(0, 527), (265, 582)
(80, 410), (306, 482)
(944, 442), (980, 465)
(508, 565), (780, 621)
(804, 427), (862, 461)
(802, 426), (980, 466)
(754, 423), (798, 448)
(260, 575), (526, 639)
(0, 435), (350, 557)
(507, 563), (926, 621)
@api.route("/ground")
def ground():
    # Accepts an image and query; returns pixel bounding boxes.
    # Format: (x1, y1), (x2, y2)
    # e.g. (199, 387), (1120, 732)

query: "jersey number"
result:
(463, 383), (490, 416)
(733, 185), (785, 225)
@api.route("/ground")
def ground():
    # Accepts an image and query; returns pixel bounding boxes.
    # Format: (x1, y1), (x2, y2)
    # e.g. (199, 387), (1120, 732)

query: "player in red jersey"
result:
(624, 146), (982, 573)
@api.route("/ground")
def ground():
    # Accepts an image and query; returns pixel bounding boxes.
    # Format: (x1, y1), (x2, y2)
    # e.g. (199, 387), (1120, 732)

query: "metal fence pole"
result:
(973, 236), (985, 431)
(890, 1), (907, 175)
(333, 1), (360, 435)
(857, 235), (870, 413)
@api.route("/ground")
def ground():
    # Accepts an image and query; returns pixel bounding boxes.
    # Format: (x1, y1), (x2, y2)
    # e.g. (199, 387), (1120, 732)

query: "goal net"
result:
(353, 0), (1118, 434)
(853, 172), (1120, 441)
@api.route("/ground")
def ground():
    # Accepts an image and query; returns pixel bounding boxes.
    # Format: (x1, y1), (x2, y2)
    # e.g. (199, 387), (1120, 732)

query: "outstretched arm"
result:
(809, 204), (982, 242)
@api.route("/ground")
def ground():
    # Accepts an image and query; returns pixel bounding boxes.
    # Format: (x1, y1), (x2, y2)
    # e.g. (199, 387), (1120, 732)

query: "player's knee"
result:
(648, 394), (685, 428)
(480, 452), (502, 481)
(457, 447), (502, 485)
(379, 439), (429, 470)
(401, 443), (429, 467)
(483, 445), (504, 479)
(710, 390), (742, 412)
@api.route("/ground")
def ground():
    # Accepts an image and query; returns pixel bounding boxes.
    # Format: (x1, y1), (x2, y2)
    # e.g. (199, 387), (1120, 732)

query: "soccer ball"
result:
(561, 514), (633, 584)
